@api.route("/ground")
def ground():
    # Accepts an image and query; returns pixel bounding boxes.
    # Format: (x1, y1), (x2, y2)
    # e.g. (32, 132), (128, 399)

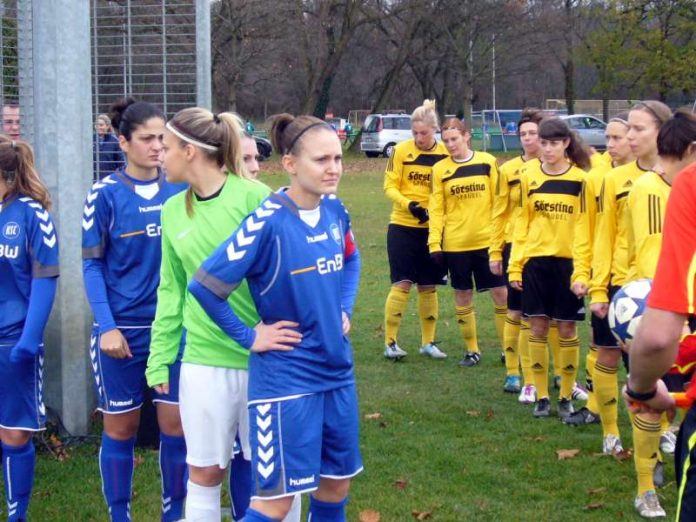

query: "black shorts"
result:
(521, 257), (585, 322)
(676, 404), (696, 520)
(591, 285), (621, 348)
(502, 243), (522, 311)
(445, 249), (505, 292)
(387, 224), (447, 286)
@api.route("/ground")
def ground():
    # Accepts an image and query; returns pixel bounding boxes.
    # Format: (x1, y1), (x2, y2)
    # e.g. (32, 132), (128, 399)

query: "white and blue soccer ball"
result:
(608, 278), (652, 343)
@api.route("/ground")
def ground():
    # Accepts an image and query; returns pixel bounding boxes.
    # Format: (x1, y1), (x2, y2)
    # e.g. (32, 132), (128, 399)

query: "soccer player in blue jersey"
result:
(189, 113), (362, 522)
(81, 98), (187, 522)
(0, 135), (58, 521)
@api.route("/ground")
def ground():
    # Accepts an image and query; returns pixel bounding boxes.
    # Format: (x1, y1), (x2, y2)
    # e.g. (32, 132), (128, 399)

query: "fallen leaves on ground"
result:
(134, 454), (145, 467)
(365, 412), (383, 420)
(587, 487), (606, 496)
(466, 410), (480, 417)
(359, 509), (381, 522)
(485, 409), (495, 420)
(613, 449), (633, 461)
(393, 479), (408, 490)
(584, 502), (605, 511)
(48, 434), (69, 462)
(411, 511), (432, 520)
(556, 448), (581, 460)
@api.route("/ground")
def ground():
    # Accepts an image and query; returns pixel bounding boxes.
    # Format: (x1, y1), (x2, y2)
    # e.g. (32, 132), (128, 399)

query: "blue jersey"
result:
(82, 169), (185, 325)
(195, 191), (360, 400)
(0, 195), (59, 340)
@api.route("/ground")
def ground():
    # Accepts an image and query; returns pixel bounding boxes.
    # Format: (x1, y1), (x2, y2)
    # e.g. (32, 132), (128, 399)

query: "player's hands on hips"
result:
(252, 321), (302, 353)
(100, 329), (132, 359)
(153, 383), (170, 395)
(622, 379), (674, 414)
(591, 302), (608, 319)
(510, 280), (522, 291)
(489, 261), (502, 276)
(9, 340), (39, 364)
(571, 282), (587, 297)
(342, 311), (351, 335)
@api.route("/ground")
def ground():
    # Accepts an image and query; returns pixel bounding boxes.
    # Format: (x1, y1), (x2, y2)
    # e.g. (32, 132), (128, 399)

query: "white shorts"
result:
(179, 363), (250, 468)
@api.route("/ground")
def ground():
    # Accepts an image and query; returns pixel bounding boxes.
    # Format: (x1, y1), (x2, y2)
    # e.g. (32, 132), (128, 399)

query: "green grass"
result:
(27, 155), (677, 521)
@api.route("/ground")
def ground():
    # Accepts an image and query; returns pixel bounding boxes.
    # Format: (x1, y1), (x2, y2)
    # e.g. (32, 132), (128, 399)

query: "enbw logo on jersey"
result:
(2, 221), (20, 240)
(330, 223), (341, 245)
(317, 253), (343, 275)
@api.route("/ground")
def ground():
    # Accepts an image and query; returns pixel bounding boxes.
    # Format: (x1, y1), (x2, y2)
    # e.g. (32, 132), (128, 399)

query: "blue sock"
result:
(229, 453), (251, 520)
(307, 496), (348, 522)
(159, 433), (187, 522)
(2, 440), (35, 522)
(99, 433), (135, 522)
(243, 507), (279, 522)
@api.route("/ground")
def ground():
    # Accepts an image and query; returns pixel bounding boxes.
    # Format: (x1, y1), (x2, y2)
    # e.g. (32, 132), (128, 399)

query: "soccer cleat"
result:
(602, 434), (624, 455)
(563, 407), (600, 426)
(533, 397), (551, 418)
(419, 342), (447, 359)
(458, 352), (481, 367)
(659, 430), (676, 455)
(571, 383), (589, 401)
(518, 384), (536, 404)
(503, 375), (521, 394)
(557, 398), (575, 422)
(653, 461), (665, 489)
(384, 342), (407, 360)
(634, 490), (666, 519)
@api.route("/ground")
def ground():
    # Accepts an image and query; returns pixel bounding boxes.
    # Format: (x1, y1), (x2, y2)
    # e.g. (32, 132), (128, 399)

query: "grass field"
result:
(27, 153), (678, 521)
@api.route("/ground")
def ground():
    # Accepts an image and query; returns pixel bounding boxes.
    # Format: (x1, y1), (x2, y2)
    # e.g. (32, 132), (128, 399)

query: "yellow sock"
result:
(417, 289), (438, 346)
(549, 321), (561, 379)
(494, 305), (507, 350)
(519, 319), (533, 386)
(384, 287), (409, 346)
(503, 314), (521, 377)
(529, 335), (549, 399)
(594, 361), (619, 437)
(559, 336), (580, 400)
(585, 346), (599, 414)
(660, 412), (670, 434)
(632, 413), (661, 495)
(456, 305), (478, 353)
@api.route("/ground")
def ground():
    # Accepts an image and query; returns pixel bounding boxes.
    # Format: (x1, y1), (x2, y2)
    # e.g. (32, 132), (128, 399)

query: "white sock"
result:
(185, 480), (221, 522)
(282, 494), (302, 522)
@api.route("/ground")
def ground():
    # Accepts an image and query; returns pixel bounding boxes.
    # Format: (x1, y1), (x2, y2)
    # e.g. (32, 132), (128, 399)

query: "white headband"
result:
(166, 121), (219, 152)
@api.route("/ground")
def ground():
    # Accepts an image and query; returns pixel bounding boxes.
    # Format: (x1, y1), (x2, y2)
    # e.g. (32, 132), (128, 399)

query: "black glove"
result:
(408, 201), (429, 224)
(430, 251), (444, 267)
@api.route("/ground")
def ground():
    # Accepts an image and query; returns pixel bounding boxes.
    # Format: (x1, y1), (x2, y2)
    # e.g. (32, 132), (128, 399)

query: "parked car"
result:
(559, 114), (607, 149)
(360, 113), (412, 158)
(254, 136), (272, 160)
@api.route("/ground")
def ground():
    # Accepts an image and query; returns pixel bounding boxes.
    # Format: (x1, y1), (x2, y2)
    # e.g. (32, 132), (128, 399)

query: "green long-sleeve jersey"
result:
(146, 174), (270, 387)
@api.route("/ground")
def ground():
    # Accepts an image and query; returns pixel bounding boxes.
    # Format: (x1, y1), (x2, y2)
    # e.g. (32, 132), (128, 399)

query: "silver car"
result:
(360, 114), (412, 158)
(559, 114), (607, 149)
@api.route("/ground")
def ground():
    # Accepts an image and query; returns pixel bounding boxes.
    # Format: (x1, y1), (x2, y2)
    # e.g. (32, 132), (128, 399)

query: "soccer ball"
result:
(608, 278), (652, 343)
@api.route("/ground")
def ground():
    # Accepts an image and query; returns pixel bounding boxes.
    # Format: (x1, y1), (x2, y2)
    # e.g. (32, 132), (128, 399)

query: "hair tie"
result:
(213, 114), (221, 124)
(166, 121), (220, 151)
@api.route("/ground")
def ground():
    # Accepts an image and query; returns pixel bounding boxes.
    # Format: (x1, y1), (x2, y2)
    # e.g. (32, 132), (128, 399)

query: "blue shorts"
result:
(248, 384), (363, 499)
(90, 325), (183, 414)
(0, 341), (45, 431)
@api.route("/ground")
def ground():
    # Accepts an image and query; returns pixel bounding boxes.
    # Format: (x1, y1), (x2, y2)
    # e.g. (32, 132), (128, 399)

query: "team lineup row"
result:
(379, 99), (696, 519)
(0, 99), (360, 521)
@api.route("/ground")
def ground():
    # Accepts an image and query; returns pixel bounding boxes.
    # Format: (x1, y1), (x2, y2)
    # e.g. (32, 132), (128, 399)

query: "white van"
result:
(360, 113), (412, 158)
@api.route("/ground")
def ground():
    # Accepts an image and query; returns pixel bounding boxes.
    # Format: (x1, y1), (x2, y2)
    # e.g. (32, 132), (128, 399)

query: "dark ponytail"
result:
(539, 118), (591, 171)
(110, 97), (164, 141)
(657, 110), (696, 160)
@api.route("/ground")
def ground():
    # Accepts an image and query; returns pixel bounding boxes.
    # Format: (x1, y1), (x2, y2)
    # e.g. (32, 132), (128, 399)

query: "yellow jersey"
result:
(585, 161), (613, 245)
(508, 161), (592, 285)
(589, 160), (651, 303)
(428, 152), (499, 253)
(490, 155), (531, 261)
(625, 171), (671, 281)
(383, 139), (448, 228)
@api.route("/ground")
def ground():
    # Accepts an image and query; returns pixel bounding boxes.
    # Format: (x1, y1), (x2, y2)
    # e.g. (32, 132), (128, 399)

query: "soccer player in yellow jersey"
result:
(428, 117), (506, 368)
(383, 100), (448, 360)
(623, 111), (696, 519)
(491, 109), (543, 397)
(588, 101), (671, 455)
(508, 118), (592, 420)
(565, 114), (634, 426)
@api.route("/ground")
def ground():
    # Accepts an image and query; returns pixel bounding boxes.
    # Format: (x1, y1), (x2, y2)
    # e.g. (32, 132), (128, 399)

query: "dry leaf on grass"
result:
(587, 487), (606, 496)
(393, 479), (408, 490)
(485, 409), (495, 420)
(411, 511), (432, 520)
(365, 412), (383, 420)
(613, 449), (633, 461)
(48, 434), (69, 462)
(466, 410), (480, 417)
(556, 448), (581, 460)
(134, 454), (145, 467)
(583, 502), (605, 511)
(359, 509), (381, 522)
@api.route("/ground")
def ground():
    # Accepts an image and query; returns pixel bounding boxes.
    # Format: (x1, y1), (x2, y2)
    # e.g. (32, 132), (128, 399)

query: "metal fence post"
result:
(195, 0), (211, 110)
(32, 0), (94, 435)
